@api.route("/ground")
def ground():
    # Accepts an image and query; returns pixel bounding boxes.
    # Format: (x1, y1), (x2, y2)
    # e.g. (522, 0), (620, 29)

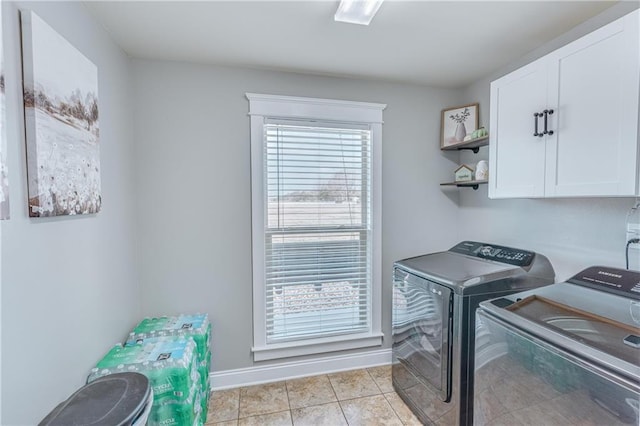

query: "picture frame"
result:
(440, 103), (479, 149)
(21, 11), (101, 217)
(0, 4), (9, 220)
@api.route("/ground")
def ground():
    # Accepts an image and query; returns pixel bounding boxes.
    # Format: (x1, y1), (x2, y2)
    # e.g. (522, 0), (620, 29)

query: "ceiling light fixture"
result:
(334, 0), (384, 26)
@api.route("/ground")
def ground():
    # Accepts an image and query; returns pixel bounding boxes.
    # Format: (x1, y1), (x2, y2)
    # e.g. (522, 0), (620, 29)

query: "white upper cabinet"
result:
(489, 57), (549, 198)
(489, 9), (639, 199)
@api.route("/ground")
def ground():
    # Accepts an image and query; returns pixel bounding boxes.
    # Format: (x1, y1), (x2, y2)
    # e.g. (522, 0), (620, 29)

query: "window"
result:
(265, 121), (370, 342)
(248, 94), (385, 361)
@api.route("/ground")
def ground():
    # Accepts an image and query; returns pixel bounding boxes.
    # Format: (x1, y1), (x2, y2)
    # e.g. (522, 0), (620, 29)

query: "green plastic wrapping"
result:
(129, 314), (211, 363)
(89, 337), (199, 405)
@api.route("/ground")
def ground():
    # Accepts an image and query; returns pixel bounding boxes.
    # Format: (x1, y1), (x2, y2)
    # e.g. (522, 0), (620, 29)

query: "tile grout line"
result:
(205, 388), (241, 425)
(236, 386), (242, 422)
(382, 392), (407, 426)
(367, 367), (405, 425)
(291, 375), (348, 425)
(364, 367), (383, 394)
(328, 373), (351, 425)
(284, 379), (293, 426)
(241, 382), (293, 420)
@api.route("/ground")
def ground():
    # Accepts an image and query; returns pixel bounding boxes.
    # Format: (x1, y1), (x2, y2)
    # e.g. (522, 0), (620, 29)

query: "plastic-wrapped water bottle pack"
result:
(89, 313), (212, 426)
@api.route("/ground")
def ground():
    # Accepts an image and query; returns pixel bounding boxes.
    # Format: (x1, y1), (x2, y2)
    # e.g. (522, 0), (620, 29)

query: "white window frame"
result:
(247, 93), (385, 361)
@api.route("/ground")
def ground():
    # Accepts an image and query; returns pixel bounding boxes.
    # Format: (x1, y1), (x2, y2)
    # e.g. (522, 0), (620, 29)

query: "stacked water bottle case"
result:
(89, 314), (212, 426)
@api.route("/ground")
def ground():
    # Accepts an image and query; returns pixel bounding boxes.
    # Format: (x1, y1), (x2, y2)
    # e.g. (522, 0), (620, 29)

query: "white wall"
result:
(457, 2), (640, 280)
(1, 2), (139, 424)
(131, 59), (463, 371)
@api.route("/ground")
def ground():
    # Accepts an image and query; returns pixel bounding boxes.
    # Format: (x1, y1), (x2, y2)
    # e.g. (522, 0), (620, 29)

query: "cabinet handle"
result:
(543, 109), (554, 135)
(533, 112), (543, 137)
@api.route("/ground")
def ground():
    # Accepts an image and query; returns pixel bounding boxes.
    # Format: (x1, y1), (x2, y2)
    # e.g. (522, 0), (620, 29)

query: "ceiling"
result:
(84, 1), (617, 88)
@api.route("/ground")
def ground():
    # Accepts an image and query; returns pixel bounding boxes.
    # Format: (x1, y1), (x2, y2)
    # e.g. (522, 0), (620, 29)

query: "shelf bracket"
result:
(459, 147), (480, 154)
(454, 183), (480, 190)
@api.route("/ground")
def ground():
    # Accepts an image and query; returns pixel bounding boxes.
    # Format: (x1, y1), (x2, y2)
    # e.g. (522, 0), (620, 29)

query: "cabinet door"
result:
(489, 59), (548, 199)
(545, 10), (639, 197)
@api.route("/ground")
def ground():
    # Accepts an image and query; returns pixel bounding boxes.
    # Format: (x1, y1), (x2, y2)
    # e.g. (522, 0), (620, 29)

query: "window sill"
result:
(252, 332), (384, 362)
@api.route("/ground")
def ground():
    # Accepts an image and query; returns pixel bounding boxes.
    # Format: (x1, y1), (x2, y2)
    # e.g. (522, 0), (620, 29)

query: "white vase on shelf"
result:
(454, 122), (466, 141)
(475, 160), (489, 180)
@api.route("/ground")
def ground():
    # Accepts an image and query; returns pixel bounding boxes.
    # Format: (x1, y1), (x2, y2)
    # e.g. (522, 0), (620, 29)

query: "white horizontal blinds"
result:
(264, 120), (372, 343)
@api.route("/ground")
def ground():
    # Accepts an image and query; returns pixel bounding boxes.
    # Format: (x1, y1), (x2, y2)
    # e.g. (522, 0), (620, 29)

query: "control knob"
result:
(480, 246), (493, 256)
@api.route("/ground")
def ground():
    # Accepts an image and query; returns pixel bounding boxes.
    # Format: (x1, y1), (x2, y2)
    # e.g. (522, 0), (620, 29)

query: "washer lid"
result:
(39, 372), (151, 426)
(395, 251), (521, 289)
(505, 293), (640, 367)
(479, 276), (640, 380)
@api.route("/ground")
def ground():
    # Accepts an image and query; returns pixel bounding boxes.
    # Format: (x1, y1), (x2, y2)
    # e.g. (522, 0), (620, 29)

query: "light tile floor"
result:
(205, 366), (422, 426)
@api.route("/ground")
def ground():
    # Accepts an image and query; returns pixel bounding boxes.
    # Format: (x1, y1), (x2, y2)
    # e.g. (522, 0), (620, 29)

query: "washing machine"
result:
(392, 241), (555, 425)
(474, 266), (640, 425)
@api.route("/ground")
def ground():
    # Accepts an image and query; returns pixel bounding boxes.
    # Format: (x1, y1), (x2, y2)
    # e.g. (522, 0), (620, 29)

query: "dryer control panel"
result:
(449, 241), (534, 267)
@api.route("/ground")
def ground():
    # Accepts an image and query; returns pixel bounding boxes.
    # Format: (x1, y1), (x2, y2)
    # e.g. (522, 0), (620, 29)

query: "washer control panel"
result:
(568, 266), (640, 300)
(449, 241), (534, 267)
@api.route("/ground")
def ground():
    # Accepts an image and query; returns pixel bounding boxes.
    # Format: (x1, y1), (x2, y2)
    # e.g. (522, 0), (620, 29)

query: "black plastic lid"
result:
(39, 372), (151, 426)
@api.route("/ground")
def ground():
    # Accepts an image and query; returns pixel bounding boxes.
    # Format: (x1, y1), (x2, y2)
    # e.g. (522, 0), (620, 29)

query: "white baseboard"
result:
(209, 348), (392, 390)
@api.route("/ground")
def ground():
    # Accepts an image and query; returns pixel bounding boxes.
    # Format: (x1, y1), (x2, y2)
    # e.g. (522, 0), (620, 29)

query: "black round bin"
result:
(39, 372), (152, 426)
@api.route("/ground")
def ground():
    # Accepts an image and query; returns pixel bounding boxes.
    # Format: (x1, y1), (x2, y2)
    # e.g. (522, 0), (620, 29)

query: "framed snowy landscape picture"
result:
(0, 4), (9, 220)
(21, 10), (101, 217)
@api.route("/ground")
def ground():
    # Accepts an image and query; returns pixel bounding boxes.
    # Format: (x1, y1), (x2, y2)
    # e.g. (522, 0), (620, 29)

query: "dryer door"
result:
(392, 267), (453, 401)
